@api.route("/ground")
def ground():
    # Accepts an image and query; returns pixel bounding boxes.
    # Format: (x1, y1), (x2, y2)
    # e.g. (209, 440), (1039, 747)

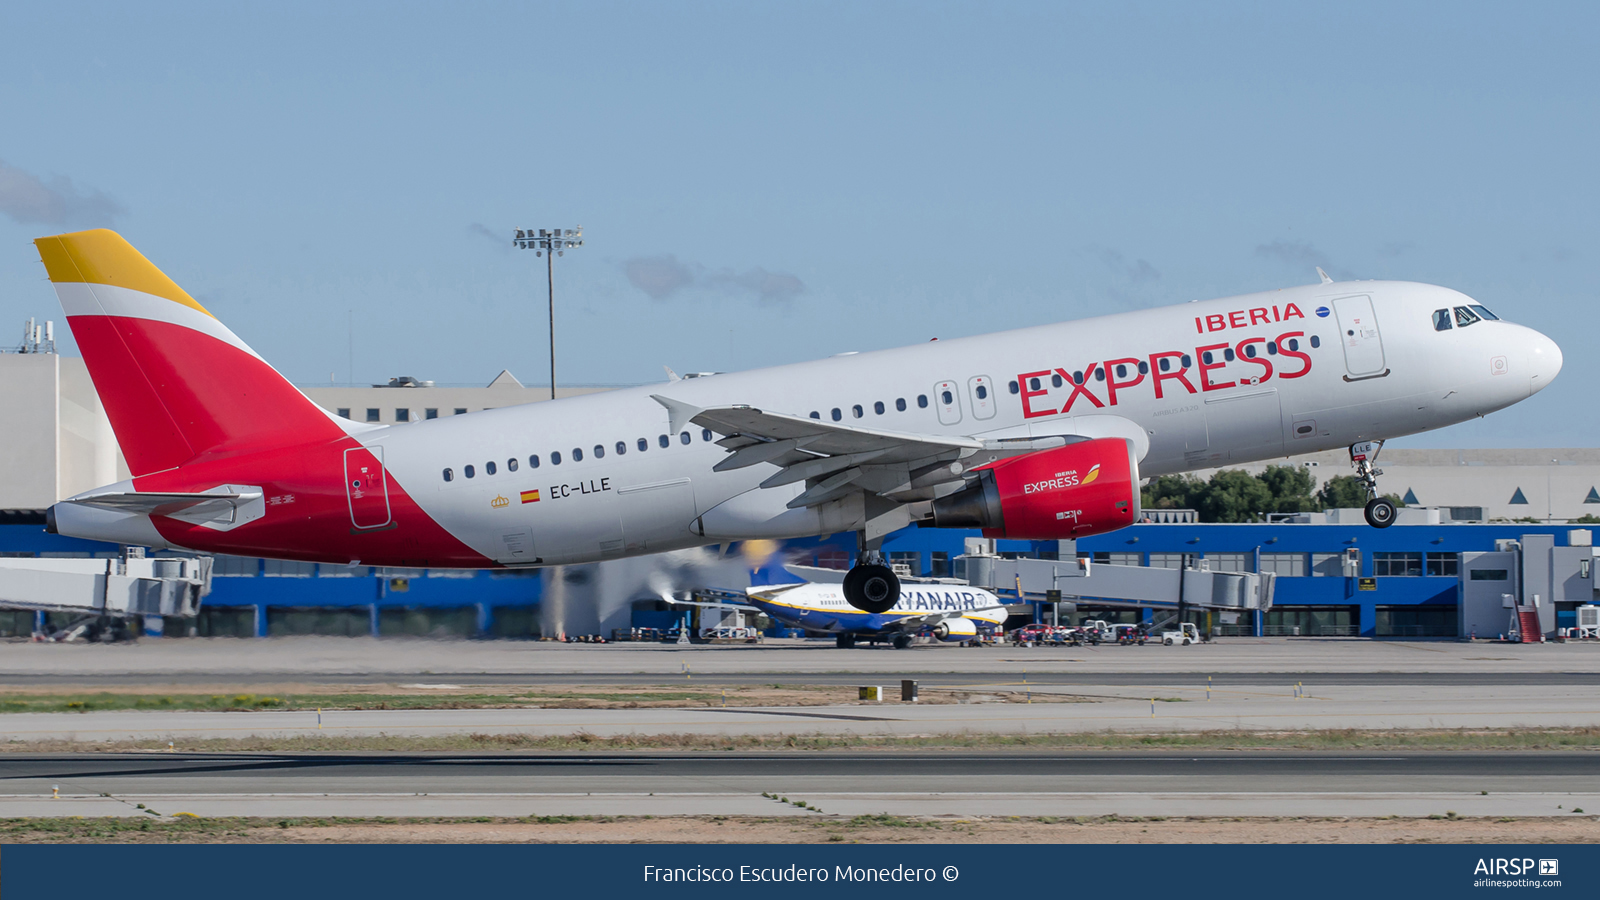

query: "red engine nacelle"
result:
(929, 437), (1141, 540)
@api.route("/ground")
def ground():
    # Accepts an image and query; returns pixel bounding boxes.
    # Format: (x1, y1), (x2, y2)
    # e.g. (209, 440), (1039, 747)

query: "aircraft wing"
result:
(884, 605), (1011, 632)
(662, 597), (762, 612)
(653, 397), (1070, 508)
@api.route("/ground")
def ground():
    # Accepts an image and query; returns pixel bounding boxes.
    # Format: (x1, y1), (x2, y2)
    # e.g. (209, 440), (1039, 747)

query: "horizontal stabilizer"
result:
(66, 491), (262, 515)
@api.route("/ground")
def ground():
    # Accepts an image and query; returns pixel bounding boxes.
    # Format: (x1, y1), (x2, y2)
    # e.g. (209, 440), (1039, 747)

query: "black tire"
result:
(1364, 497), (1397, 528)
(835, 634), (856, 649)
(842, 564), (900, 613)
(892, 633), (913, 649)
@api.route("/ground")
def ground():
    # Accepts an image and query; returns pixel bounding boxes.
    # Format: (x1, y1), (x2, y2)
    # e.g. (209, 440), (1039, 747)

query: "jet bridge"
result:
(961, 551), (1275, 622)
(0, 549), (211, 641)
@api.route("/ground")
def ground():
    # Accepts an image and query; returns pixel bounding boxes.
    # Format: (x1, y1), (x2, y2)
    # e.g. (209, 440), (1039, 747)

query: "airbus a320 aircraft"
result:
(37, 230), (1561, 614)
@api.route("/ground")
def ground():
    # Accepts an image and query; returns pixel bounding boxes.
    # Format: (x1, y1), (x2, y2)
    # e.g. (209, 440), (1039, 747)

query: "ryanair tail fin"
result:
(35, 229), (349, 476)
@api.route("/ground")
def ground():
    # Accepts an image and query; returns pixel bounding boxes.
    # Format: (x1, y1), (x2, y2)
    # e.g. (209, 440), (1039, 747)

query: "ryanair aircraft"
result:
(744, 581), (1007, 649)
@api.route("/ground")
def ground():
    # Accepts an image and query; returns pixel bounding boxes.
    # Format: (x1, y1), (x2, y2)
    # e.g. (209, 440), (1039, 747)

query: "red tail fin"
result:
(36, 229), (348, 476)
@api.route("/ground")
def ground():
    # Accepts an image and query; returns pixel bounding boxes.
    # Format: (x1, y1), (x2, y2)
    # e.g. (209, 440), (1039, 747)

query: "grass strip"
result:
(4, 727), (1599, 754)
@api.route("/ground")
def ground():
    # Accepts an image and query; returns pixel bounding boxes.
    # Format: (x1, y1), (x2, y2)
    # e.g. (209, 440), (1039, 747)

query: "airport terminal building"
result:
(1, 347), (1597, 640)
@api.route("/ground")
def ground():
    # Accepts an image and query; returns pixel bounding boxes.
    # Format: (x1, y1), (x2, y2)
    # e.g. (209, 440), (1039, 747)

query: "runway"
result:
(4, 751), (1596, 819)
(3, 682), (1596, 742)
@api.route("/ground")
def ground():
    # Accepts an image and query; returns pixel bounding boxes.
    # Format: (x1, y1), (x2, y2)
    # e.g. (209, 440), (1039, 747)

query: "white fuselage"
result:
(332, 280), (1561, 566)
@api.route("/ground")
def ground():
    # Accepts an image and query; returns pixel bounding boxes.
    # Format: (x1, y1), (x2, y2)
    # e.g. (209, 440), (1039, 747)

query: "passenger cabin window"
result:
(975, 384), (988, 399)
(551, 451), (562, 465)
(852, 405), (863, 418)
(593, 444), (604, 458)
(1093, 367), (1104, 381)
(1433, 309), (1453, 331)
(1180, 354), (1191, 367)
(659, 434), (670, 448)
(616, 441), (627, 455)
(940, 389), (954, 405)
(464, 465), (476, 478)
(529, 454), (540, 468)
(1159, 357), (1171, 372)
(702, 428), (713, 441)
(485, 461), (496, 475)
(1453, 306), (1480, 327)
(896, 398), (907, 411)
(507, 458), (518, 472)
(680, 431), (691, 444)
(917, 395), (928, 408)
(637, 438), (647, 451)
(1223, 348), (1234, 362)
(442, 468), (453, 482)
(874, 401), (885, 414)
(809, 411), (820, 419)
(1310, 335), (1321, 348)
(831, 408), (842, 421)
(572, 447), (583, 461)
(1050, 373), (1062, 388)
(1138, 361), (1149, 374)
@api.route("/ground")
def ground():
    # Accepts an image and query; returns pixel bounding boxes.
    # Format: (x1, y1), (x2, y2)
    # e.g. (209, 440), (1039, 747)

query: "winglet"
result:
(650, 394), (703, 434)
(1316, 266), (1333, 285)
(663, 365), (681, 383)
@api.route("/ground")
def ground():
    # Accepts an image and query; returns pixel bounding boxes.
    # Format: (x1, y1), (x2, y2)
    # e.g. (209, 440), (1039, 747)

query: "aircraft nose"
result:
(1527, 328), (1562, 396)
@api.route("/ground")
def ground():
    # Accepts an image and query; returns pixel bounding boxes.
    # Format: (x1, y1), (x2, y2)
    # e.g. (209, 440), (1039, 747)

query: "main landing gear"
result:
(1349, 440), (1396, 529)
(842, 546), (901, 614)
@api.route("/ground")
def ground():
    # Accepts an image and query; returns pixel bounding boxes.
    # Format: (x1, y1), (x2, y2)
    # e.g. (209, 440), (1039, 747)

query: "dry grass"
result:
(3, 726), (1599, 754)
(4, 813), (1597, 844)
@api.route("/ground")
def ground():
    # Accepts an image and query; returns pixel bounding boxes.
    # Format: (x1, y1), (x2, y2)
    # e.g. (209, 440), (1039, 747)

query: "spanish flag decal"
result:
(521, 489), (540, 504)
(1082, 464), (1101, 485)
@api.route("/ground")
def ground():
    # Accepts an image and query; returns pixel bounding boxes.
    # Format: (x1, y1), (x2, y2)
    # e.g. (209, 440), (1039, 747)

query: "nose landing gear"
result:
(1349, 440), (1395, 528)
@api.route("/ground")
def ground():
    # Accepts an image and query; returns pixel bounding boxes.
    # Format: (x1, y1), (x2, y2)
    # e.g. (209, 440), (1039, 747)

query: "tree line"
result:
(1141, 465), (1404, 523)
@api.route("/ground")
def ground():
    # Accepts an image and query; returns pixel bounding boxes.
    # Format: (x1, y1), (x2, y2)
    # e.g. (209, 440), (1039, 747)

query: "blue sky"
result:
(1, 1), (1593, 447)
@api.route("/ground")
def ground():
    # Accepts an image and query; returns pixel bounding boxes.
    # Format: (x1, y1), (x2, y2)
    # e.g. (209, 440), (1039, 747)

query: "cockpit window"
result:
(1432, 309), (1452, 331)
(1453, 306), (1481, 327)
(1469, 304), (1499, 321)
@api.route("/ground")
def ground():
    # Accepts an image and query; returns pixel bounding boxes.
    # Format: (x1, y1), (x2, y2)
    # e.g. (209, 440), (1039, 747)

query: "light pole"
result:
(514, 226), (584, 400)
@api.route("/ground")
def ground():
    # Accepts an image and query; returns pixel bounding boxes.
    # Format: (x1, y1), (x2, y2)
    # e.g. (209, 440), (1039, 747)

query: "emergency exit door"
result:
(1332, 294), (1387, 378)
(344, 445), (392, 529)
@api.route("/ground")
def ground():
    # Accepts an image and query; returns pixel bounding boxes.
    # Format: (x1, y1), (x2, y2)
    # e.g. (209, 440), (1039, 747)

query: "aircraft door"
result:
(1332, 294), (1387, 378)
(933, 380), (962, 425)
(344, 445), (393, 530)
(967, 375), (996, 420)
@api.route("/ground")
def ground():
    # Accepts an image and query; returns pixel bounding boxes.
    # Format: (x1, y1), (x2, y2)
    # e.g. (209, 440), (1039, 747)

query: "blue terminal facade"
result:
(770, 521), (1591, 638)
(0, 514), (1589, 639)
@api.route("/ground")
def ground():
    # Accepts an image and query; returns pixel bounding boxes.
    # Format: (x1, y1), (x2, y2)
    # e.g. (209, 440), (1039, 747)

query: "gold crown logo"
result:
(490, 495), (510, 508)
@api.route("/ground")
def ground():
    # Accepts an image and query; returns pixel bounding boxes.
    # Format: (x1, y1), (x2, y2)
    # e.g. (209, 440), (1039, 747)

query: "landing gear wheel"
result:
(835, 634), (856, 649)
(891, 633), (913, 650)
(842, 564), (900, 614)
(1364, 497), (1397, 528)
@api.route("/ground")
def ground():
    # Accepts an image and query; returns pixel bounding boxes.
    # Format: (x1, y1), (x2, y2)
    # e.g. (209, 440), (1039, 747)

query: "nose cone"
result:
(1528, 329), (1563, 396)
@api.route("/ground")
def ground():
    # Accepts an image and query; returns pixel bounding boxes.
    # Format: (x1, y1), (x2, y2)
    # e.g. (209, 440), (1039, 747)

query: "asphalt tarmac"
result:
(5, 751), (1597, 819)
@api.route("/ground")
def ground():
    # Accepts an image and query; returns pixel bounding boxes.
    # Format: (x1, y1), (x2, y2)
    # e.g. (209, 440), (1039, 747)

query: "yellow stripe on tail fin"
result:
(36, 229), (214, 318)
